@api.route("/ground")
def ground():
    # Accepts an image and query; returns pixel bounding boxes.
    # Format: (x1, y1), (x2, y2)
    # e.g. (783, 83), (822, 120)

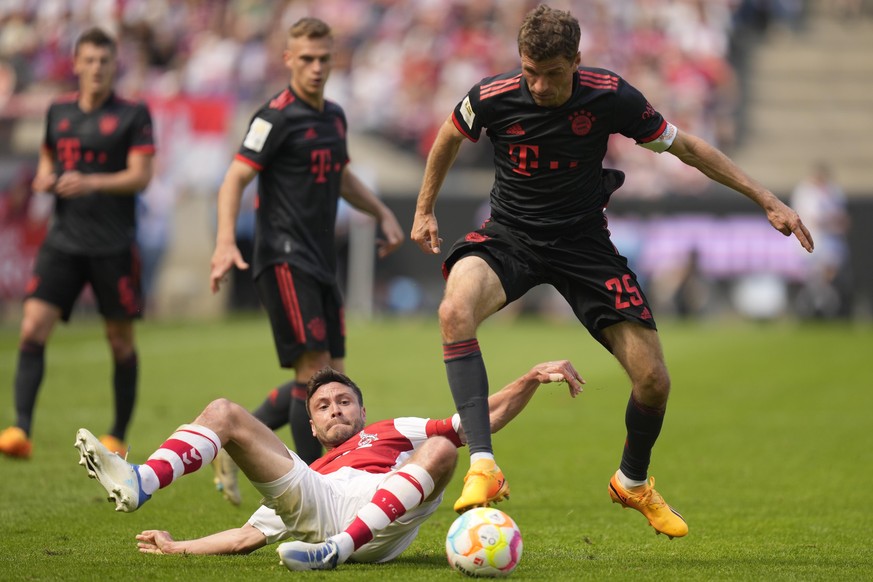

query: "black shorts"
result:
(255, 263), (345, 368)
(443, 215), (656, 350)
(28, 243), (143, 322)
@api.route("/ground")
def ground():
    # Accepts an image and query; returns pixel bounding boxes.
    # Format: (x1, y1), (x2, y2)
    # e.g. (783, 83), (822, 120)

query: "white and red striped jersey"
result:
(309, 416), (463, 475)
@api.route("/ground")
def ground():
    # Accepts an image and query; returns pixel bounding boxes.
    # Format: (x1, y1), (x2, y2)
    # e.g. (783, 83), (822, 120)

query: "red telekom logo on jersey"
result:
(509, 144), (540, 176)
(311, 148), (332, 183)
(56, 137), (81, 171)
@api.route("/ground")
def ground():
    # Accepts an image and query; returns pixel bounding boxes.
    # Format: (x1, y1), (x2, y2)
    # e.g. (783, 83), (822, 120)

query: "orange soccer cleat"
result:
(453, 458), (510, 514)
(99, 434), (129, 457)
(0, 426), (32, 459)
(609, 472), (688, 539)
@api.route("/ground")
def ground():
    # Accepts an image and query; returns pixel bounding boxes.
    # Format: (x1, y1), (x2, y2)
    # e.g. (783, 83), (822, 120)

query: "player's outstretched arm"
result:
(667, 130), (814, 252)
(339, 166), (405, 258)
(136, 524), (266, 555)
(210, 159), (257, 293)
(486, 360), (585, 435)
(412, 116), (465, 255)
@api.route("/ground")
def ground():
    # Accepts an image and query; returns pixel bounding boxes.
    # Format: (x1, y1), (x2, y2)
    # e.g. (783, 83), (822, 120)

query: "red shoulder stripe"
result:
(578, 70), (618, 90)
(480, 74), (522, 92)
(481, 83), (520, 99)
(55, 92), (79, 104)
(269, 89), (295, 110)
(480, 75), (522, 99)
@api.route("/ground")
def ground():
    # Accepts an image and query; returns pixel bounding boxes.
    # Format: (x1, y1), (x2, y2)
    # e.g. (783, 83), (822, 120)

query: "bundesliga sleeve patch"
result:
(460, 95), (476, 129)
(243, 117), (273, 152)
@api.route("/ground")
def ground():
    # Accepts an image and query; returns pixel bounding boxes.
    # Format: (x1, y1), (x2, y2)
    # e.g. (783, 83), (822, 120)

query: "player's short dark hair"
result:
(306, 366), (364, 417)
(517, 4), (580, 62)
(288, 17), (333, 41)
(74, 27), (117, 56)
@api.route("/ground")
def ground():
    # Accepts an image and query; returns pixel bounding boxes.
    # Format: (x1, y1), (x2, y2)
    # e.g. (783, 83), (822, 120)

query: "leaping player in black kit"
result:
(0, 27), (155, 460)
(209, 17), (404, 503)
(411, 5), (814, 538)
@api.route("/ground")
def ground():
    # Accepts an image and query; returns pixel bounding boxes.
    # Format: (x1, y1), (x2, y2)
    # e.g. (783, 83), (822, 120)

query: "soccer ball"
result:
(445, 507), (523, 577)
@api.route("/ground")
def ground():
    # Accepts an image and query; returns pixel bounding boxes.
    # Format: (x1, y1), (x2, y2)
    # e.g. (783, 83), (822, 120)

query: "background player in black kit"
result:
(209, 17), (404, 501)
(0, 28), (155, 460)
(411, 5), (814, 537)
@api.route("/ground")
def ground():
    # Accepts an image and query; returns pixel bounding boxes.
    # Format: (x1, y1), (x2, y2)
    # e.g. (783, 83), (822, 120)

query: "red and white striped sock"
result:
(136, 424), (221, 495)
(331, 463), (434, 561)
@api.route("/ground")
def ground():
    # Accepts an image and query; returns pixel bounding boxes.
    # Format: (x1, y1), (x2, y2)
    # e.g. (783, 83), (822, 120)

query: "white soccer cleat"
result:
(75, 428), (150, 512)
(212, 448), (242, 506)
(277, 539), (341, 571)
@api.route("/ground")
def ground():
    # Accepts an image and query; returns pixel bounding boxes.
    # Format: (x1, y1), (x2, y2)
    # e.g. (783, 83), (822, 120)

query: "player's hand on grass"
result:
(533, 360), (585, 397)
(136, 530), (178, 554)
(210, 242), (249, 293)
(411, 211), (442, 254)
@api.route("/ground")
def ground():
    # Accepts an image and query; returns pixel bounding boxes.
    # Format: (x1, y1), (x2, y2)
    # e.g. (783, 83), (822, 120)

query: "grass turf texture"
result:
(1, 315), (871, 581)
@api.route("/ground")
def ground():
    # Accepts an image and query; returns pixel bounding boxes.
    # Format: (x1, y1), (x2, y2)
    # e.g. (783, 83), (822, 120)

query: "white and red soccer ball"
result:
(445, 507), (523, 577)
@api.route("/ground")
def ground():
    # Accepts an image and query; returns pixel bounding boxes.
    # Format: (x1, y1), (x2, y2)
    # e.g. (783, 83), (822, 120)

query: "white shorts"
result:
(247, 449), (443, 563)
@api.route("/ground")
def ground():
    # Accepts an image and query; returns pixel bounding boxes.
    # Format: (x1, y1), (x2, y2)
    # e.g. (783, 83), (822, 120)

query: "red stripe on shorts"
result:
(275, 264), (306, 343)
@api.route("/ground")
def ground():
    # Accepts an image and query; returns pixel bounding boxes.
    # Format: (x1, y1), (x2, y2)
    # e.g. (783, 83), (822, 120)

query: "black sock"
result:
(13, 340), (45, 436)
(289, 381), (322, 464)
(110, 351), (138, 440)
(619, 394), (665, 482)
(252, 381), (293, 430)
(444, 339), (492, 455)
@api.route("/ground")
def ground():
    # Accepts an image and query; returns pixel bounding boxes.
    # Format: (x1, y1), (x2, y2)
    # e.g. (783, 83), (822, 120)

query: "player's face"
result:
(308, 382), (366, 449)
(73, 43), (117, 97)
(284, 35), (333, 104)
(520, 52), (580, 108)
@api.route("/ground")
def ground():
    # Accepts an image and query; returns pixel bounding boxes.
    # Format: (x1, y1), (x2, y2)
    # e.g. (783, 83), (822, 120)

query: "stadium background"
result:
(0, 0), (870, 325)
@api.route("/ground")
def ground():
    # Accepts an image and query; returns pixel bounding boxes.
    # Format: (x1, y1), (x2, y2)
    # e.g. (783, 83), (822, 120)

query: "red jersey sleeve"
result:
(425, 417), (464, 447)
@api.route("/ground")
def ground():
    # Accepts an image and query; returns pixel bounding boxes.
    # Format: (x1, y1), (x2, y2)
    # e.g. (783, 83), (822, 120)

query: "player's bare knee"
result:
(19, 315), (53, 344)
(199, 398), (244, 434)
(433, 436), (459, 465)
(418, 436), (458, 476)
(438, 298), (474, 339)
(635, 365), (671, 403)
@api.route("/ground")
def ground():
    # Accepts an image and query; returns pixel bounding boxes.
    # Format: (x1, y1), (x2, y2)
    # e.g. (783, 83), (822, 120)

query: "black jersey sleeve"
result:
(130, 103), (156, 153)
(613, 78), (669, 145)
(43, 104), (57, 151)
(451, 83), (486, 142)
(236, 107), (293, 171)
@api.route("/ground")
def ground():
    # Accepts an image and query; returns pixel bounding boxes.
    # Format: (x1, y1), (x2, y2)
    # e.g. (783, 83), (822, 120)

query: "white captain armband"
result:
(637, 122), (677, 153)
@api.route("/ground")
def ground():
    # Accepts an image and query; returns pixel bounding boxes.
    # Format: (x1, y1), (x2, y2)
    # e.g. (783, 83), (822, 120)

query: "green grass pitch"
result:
(1, 315), (872, 580)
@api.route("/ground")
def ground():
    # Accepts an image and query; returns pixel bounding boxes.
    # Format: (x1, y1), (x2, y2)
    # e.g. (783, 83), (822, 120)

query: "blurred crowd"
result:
(0, 0), (803, 198)
(4, 0), (851, 321)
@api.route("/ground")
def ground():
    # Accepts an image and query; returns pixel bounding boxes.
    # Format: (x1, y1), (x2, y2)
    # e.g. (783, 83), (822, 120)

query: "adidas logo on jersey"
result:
(304, 127), (318, 139)
(506, 123), (525, 136)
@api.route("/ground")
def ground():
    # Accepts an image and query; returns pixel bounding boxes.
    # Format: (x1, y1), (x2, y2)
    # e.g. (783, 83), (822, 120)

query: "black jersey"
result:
(235, 86), (350, 282)
(452, 67), (668, 234)
(43, 92), (155, 255)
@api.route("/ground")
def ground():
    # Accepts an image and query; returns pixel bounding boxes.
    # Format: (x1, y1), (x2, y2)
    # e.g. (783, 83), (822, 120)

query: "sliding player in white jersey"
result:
(75, 360), (583, 571)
